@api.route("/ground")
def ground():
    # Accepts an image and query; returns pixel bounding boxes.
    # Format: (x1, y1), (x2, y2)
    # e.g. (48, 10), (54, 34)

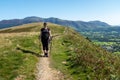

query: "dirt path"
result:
(36, 30), (67, 80)
(36, 57), (64, 80)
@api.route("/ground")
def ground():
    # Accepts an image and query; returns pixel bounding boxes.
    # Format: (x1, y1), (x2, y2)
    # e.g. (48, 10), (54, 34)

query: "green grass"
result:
(114, 52), (120, 55)
(0, 33), (40, 80)
(50, 35), (73, 79)
(94, 41), (115, 46)
(0, 22), (120, 80)
(0, 22), (65, 34)
(50, 28), (120, 80)
(0, 22), (66, 80)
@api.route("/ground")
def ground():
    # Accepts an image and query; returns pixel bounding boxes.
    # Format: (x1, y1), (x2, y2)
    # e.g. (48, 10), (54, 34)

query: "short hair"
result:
(43, 22), (47, 25)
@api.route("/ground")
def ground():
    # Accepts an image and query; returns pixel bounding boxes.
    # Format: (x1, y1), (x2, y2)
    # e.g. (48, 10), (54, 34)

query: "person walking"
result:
(40, 22), (52, 57)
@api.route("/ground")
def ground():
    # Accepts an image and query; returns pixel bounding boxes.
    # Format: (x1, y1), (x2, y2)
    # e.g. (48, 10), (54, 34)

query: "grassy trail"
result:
(36, 28), (68, 80)
(36, 57), (64, 80)
(0, 23), (67, 80)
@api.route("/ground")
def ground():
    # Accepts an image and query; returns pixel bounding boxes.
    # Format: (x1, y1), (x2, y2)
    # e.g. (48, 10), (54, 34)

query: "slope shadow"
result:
(16, 47), (42, 57)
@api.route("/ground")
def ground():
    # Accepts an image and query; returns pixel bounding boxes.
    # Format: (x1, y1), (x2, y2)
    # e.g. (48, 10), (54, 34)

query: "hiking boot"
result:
(45, 53), (48, 57)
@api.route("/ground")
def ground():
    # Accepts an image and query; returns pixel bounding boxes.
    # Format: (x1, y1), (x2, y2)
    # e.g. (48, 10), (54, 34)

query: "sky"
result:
(0, 0), (120, 25)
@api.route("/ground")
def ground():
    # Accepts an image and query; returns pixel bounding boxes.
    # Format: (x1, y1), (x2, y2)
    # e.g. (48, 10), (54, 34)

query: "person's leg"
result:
(41, 39), (46, 56)
(45, 40), (49, 57)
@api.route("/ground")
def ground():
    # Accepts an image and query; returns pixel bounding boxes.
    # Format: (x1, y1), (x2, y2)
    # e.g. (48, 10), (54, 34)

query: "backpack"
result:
(41, 28), (50, 39)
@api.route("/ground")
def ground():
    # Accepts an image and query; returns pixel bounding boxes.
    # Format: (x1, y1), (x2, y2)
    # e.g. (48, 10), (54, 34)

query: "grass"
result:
(0, 22), (66, 80)
(50, 35), (73, 79)
(50, 27), (120, 80)
(0, 22), (120, 80)
(94, 41), (115, 46)
(0, 33), (40, 80)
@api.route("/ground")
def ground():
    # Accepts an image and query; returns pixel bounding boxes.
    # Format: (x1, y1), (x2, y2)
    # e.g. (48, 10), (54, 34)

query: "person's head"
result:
(43, 22), (47, 28)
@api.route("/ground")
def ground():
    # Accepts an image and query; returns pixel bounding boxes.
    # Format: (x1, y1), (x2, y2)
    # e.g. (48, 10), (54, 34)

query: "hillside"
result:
(0, 16), (114, 31)
(0, 22), (120, 80)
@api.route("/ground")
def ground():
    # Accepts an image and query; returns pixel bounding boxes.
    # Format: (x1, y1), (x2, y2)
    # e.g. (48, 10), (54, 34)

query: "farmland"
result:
(81, 31), (120, 54)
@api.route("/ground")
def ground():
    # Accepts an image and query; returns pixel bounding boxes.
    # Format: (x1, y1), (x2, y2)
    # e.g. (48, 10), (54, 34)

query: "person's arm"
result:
(49, 29), (52, 40)
(49, 30), (52, 37)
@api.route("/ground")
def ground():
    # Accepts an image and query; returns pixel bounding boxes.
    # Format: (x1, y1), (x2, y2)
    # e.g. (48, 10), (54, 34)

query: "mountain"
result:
(0, 16), (114, 31)
(0, 22), (120, 79)
(0, 19), (22, 28)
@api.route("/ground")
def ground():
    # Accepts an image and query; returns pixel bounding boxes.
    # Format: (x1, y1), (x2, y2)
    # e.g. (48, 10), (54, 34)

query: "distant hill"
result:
(0, 16), (116, 31)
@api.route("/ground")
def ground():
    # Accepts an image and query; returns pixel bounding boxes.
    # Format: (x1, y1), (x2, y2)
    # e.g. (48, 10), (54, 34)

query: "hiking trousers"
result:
(41, 38), (49, 51)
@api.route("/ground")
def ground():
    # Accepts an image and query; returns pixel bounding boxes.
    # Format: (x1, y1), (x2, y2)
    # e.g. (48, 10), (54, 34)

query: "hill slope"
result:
(0, 22), (65, 80)
(0, 22), (120, 80)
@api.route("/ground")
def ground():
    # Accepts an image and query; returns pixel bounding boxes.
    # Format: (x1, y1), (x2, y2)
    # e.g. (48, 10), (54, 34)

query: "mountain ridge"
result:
(0, 16), (115, 31)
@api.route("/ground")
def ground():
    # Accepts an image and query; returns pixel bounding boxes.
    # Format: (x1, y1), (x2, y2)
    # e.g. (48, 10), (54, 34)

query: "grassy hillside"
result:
(0, 22), (120, 80)
(51, 28), (120, 80)
(0, 32), (39, 80)
(0, 22), (65, 80)
(0, 22), (65, 33)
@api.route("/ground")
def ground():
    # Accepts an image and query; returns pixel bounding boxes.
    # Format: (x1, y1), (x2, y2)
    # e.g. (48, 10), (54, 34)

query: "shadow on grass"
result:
(16, 47), (42, 57)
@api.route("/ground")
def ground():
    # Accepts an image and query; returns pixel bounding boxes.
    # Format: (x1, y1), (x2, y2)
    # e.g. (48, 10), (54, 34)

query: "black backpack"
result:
(41, 28), (50, 39)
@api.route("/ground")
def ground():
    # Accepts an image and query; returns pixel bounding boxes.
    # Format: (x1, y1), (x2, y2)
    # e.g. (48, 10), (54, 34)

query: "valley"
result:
(81, 31), (120, 54)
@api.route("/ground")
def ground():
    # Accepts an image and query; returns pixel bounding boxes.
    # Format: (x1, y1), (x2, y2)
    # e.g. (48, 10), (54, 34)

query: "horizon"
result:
(0, 16), (117, 26)
(0, 0), (120, 25)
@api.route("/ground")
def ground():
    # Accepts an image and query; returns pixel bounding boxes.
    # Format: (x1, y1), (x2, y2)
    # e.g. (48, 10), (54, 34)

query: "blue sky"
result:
(0, 0), (120, 25)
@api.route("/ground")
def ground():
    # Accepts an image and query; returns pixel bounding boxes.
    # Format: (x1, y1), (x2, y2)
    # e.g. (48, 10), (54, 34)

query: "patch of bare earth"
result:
(36, 57), (64, 80)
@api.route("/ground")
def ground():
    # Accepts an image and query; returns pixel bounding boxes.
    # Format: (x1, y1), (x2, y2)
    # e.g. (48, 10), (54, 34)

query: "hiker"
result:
(40, 22), (52, 57)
